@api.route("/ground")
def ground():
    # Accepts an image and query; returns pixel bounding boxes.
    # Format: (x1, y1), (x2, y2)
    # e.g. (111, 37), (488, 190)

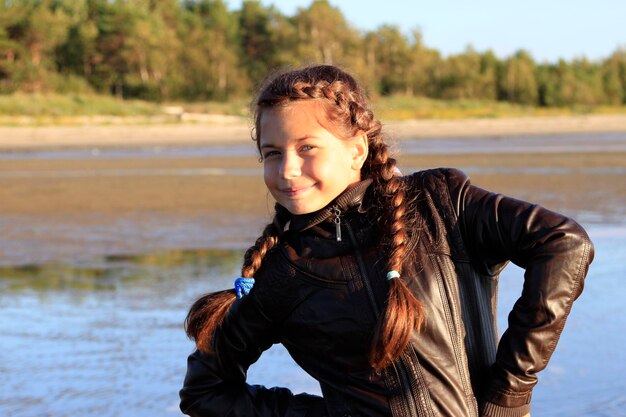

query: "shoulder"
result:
(249, 246), (312, 321)
(403, 167), (471, 202)
(404, 167), (469, 187)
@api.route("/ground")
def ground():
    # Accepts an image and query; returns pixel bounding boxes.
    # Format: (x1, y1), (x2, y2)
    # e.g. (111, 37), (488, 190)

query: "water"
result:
(1, 133), (625, 416)
(1, 228), (624, 417)
(497, 225), (626, 416)
(0, 250), (240, 417)
(0, 131), (623, 161)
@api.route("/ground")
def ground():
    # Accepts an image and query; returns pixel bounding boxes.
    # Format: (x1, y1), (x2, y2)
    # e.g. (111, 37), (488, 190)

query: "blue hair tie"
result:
(234, 277), (255, 299)
(386, 270), (400, 281)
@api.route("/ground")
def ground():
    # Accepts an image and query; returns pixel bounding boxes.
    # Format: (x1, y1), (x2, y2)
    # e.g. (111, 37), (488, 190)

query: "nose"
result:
(279, 152), (301, 179)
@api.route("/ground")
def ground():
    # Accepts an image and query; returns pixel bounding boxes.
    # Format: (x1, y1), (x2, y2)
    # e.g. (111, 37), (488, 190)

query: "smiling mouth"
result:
(280, 184), (314, 197)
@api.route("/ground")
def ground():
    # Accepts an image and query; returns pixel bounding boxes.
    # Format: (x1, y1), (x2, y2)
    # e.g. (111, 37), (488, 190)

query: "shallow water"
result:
(1, 131), (624, 161)
(1, 134), (625, 416)
(0, 226), (624, 417)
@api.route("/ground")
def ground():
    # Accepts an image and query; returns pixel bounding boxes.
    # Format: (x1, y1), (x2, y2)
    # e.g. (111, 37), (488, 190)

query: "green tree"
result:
(0, 0), (72, 92)
(537, 60), (577, 107)
(122, 0), (183, 100)
(602, 49), (626, 104)
(436, 46), (488, 99)
(237, 1), (277, 86)
(54, 0), (98, 80)
(499, 49), (538, 105)
(477, 50), (499, 100)
(292, 0), (361, 67)
(178, 0), (247, 100)
(0, 3), (25, 92)
(89, 0), (137, 97)
(364, 25), (411, 95)
(570, 57), (605, 106)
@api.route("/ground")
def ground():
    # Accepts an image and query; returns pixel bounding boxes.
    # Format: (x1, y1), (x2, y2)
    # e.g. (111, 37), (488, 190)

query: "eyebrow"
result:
(260, 136), (317, 148)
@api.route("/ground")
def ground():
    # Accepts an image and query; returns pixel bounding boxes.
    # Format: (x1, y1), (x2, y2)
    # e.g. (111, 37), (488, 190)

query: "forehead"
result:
(258, 100), (352, 149)
(259, 100), (326, 133)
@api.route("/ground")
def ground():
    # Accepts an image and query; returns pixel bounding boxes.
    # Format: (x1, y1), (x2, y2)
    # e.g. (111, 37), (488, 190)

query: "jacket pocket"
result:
(280, 248), (349, 290)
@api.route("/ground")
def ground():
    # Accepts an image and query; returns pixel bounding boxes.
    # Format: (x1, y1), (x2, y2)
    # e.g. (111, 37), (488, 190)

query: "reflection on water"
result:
(0, 249), (242, 292)
(0, 249), (244, 417)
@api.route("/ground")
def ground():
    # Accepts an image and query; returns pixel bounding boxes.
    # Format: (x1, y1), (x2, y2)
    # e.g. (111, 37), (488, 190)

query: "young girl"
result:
(179, 65), (594, 417)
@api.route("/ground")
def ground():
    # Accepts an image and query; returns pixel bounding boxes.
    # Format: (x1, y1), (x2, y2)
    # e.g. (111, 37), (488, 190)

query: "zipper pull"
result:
(332, 206), (342, 242)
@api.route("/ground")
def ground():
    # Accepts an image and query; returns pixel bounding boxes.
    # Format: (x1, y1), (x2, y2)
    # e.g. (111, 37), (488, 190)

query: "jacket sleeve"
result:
(444, 168), (594, 417)
(179, 288), (325, 417)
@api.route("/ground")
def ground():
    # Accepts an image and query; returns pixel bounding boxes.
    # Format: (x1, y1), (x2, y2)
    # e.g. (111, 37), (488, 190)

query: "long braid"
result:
(184, 212), (286, 353)
(367, 140), (424, 370)
(241, 214), (284, 278)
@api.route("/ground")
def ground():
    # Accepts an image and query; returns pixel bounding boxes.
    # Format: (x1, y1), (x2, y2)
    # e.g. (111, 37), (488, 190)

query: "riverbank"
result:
(2, 113), (626, 150)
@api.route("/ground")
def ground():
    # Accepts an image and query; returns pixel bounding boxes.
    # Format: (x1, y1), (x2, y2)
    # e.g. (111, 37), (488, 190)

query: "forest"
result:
(1, 0), (625, 108)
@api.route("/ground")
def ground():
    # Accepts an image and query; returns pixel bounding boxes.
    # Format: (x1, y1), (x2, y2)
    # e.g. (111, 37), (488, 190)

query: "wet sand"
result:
(1, 142), (625, 266)
(0, 151), (624, 215)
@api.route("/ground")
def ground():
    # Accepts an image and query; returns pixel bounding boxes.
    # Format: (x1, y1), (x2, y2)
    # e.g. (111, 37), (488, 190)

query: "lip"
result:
(279, 184), (315, 198)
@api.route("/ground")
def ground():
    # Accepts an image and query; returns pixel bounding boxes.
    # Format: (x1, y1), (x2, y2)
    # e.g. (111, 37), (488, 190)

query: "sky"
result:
(224, 0), (626, 63)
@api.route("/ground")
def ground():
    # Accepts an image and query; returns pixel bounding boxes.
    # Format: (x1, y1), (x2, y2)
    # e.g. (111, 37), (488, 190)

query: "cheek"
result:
(263, 162), (275, 188)
(311, 156), (346, 185)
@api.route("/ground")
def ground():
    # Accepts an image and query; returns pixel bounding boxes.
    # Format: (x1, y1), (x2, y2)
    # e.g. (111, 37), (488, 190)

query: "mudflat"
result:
(1, 150), (623, 217)
(1, 119), (625, 265)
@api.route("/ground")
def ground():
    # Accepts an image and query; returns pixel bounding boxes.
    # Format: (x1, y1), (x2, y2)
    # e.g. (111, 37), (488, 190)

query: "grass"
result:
(0, 93), (162, 117)
(372, 95), (626, 120)
(0, 92), (625, 125)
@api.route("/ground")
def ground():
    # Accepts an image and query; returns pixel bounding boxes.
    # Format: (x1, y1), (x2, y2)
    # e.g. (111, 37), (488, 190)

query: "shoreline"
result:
(1, 113), (626, 150)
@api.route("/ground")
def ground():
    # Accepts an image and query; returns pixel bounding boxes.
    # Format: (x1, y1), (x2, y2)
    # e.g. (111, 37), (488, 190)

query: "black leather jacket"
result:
(180, 168), (594, 417)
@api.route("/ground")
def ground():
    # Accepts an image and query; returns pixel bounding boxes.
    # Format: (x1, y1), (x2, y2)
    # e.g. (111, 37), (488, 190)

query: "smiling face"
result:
(258, 100), (368, 215)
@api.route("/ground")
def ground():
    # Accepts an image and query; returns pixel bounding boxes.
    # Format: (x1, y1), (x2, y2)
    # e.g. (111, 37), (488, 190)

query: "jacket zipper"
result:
(393, 357), (422, 417)
(426, 193), (478, 417)
(344, 217), (426, 417)
(344, 219), (379, 316)
(332, 205), (343, 242)
(435, 255), (479, 417)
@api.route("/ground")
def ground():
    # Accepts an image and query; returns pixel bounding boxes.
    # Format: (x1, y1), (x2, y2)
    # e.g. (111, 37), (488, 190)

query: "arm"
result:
(180, 293), (325, 417)
(444, 169), (593, 417)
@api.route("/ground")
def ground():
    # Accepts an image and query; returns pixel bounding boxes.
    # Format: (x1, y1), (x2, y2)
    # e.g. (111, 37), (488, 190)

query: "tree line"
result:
(1, 0), (625, 107)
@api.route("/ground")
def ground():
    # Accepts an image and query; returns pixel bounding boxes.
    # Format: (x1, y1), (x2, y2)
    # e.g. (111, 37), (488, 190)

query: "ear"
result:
(350, 134), (369, 171)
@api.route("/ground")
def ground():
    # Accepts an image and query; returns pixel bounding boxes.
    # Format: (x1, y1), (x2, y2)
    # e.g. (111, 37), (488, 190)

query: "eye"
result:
(262, 150), (280, 159)
(300, 144), (315, 152)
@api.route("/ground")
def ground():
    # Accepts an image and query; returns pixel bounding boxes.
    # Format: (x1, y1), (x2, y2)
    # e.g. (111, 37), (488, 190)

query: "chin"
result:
(283, 201), (323, 215)
(285, 205), (313, 215)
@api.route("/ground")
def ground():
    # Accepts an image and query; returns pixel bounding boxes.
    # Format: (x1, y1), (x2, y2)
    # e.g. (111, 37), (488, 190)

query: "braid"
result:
(185, 212), (286, 353)
(241, 218), (283, 278)
(367, 140), (424, 370)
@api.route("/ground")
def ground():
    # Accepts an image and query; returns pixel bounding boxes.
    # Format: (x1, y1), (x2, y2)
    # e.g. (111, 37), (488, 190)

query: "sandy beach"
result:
(2, 113), (626, 149)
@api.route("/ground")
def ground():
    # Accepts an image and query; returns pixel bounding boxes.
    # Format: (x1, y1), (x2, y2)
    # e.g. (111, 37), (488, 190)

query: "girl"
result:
(180, 65), (594, 417)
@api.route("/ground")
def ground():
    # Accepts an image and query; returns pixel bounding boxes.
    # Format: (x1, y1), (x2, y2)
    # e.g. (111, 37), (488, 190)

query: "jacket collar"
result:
(280, 179), (374, 233)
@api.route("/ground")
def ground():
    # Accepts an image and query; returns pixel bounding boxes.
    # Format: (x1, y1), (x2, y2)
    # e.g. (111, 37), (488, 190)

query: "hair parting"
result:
(186, 64), (423, 370)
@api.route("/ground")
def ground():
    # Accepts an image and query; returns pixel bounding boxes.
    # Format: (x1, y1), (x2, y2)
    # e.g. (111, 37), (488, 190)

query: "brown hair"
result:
(185, 65), (423, 370)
